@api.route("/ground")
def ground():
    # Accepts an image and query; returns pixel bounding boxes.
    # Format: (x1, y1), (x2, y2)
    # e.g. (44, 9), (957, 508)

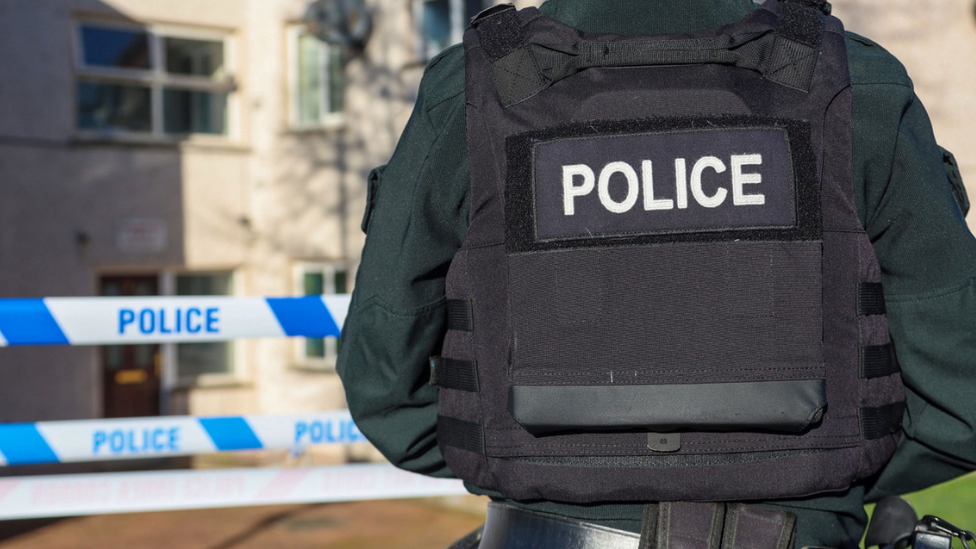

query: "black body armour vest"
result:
(435, 0), (906, 503)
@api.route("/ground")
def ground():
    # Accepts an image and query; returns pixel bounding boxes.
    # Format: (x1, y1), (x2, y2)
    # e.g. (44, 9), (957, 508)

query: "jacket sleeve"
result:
(851, 64), (976, 499)
(335, 47), (468, 478)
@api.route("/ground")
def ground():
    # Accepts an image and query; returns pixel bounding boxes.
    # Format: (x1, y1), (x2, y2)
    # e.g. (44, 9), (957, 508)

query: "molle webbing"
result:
(473, 1), (827, 106)
(858, 282), (887, 315)
(861, 403), (906, 440)
(446, 299), (474, 331)
(860, 343), (899, 379)
(430, 357), (480, 392)
(438, 416), (485, 455)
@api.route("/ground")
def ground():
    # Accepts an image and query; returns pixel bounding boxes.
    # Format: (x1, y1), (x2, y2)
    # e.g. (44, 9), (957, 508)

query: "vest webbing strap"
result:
(860, 343), (899, 379)
(474, 1), (826, 107)
(858, 282), (887, 315)
(430, 357), (480, 392)
(861, 403), (905, 440)
(638, 503), (796, 549)
(721, 504), (796, 549)
(639, 504), (660, 549)
(654, 502), (726, 549)
(437, 416), (486, 455)
(446, 299), (473, 331)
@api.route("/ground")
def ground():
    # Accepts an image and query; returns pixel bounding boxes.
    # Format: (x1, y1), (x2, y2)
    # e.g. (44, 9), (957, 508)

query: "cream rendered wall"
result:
(234, 0), (426, 416)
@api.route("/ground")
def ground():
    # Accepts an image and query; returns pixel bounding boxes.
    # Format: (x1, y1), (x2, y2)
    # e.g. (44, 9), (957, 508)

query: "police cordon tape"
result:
(0, 463), (468, 520)
(0, 296), (468, 520)
(0, 410), (363, 466)
(0, 295), (351, 346)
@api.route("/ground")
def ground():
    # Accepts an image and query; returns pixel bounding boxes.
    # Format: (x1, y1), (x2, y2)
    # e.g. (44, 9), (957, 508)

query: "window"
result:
(288, 26), (345, 128)
(414, 0), (485, 60)
(176, 273), (235, 381)
(74, 21), (233, 138)
(296, 263), (349, 368)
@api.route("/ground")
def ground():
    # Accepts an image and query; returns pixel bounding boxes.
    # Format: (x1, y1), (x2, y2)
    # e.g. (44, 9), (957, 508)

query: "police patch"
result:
(505, 117), (820, 253)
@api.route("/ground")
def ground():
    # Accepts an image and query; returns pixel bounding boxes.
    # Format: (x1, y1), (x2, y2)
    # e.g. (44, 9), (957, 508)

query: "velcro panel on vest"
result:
(438, 416), (486, 454)
(860, 343), (899, 379)
(446, 299), (474, 331)
(764, 1), (823, 91)
(779, 0), (824, 47)
(506, 116), (820, 252)
(472, 6), (523, 61)
(655, 502), (726, 549)
(858, 282), (886, 315)
(720, 504), (796, 549)
(430, 357), (480, 392)
(860, 403), (905, 440)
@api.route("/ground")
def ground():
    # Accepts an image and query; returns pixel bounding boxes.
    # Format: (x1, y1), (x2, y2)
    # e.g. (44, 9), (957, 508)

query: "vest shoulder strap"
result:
(471, 0), (831, 107)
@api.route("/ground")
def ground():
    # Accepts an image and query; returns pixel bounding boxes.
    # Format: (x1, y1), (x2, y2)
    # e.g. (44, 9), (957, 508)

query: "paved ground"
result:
(0, 497), (487, 549)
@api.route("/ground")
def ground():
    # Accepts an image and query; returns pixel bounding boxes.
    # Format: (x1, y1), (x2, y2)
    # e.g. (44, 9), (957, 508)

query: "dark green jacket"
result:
(337, 1), (976, 546)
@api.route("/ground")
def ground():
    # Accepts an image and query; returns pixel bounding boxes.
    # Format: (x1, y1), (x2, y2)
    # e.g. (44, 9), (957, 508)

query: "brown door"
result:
(101, 275), (161, 418)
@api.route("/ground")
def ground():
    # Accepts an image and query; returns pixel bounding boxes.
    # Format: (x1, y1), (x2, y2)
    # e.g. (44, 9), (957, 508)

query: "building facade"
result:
(0, 0), (521, 424)
(0, 0), (971, 427)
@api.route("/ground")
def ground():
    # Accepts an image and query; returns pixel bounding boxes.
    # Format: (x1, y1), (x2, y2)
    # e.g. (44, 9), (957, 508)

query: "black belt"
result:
(478, 503), (640, 549)
(452, 502), (798, 549)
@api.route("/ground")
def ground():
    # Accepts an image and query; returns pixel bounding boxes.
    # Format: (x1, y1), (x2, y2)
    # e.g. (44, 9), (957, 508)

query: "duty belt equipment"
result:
(464, 503), (797, 549)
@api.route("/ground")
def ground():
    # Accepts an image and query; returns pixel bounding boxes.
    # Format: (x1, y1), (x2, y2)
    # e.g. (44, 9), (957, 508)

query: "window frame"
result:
(292, 261), (350, 370)
(286, 24), (345, 131)
(413, 0), (481, 61)
(158, 270), (247, 390)
(71, 18), (238, 143)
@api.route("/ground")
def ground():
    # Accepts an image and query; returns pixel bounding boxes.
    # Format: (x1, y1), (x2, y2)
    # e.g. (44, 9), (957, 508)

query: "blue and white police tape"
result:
(0, 410), (364, 466)
(0, 463), (468, 520)
(0, 295), (351, 346)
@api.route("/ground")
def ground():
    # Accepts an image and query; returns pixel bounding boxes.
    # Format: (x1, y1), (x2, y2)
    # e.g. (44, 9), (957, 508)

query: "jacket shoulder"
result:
(419, 44), (465, 111)
(845, 32), (913, 88)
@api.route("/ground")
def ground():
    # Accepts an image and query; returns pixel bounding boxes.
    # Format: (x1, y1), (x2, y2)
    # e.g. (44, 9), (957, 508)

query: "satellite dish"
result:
(304, 0), (372, 48)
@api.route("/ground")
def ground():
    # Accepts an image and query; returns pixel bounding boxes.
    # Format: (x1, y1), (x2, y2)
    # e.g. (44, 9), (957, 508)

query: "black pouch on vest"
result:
(435, 0), (906, 503)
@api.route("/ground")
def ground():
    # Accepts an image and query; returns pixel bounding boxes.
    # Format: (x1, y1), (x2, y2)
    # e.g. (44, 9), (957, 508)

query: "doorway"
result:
(100, 275), (161, 418)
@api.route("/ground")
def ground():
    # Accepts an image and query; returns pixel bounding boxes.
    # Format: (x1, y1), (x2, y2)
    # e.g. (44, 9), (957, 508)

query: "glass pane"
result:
(176, 273), (231, 296)
(423, 0), (451, 57)
(105, 345), (124, 370)
(134, 344), (156, 369)
(327, 45), (344, 115)
(76, 81), (151, 132)
(80, 26), (150, 69)
(333, 270), (348, 294)
(176, 273), (232, 378)
(297, 33), (323, 124)
(165, 37), (224, 78)
(178, 342), (232, 378)
(465, 0), (485, 22)
(132, 279), (156, 296)
(304, 272), (325, 295)
(163, 89), (227, 134)
(102, 281), (123, 296)
(305, 338), (326, 358)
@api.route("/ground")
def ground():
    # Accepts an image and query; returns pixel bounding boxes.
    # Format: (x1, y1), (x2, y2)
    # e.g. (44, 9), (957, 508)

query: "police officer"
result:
(336, 0), (976, 547)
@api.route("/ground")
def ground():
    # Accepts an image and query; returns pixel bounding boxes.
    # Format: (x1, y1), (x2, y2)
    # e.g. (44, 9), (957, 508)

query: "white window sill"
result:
(287, 118), (346, 135)
(176, 374), (251, 390)
(72, 131), (250, 152)
(291, 359), (338, 372)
